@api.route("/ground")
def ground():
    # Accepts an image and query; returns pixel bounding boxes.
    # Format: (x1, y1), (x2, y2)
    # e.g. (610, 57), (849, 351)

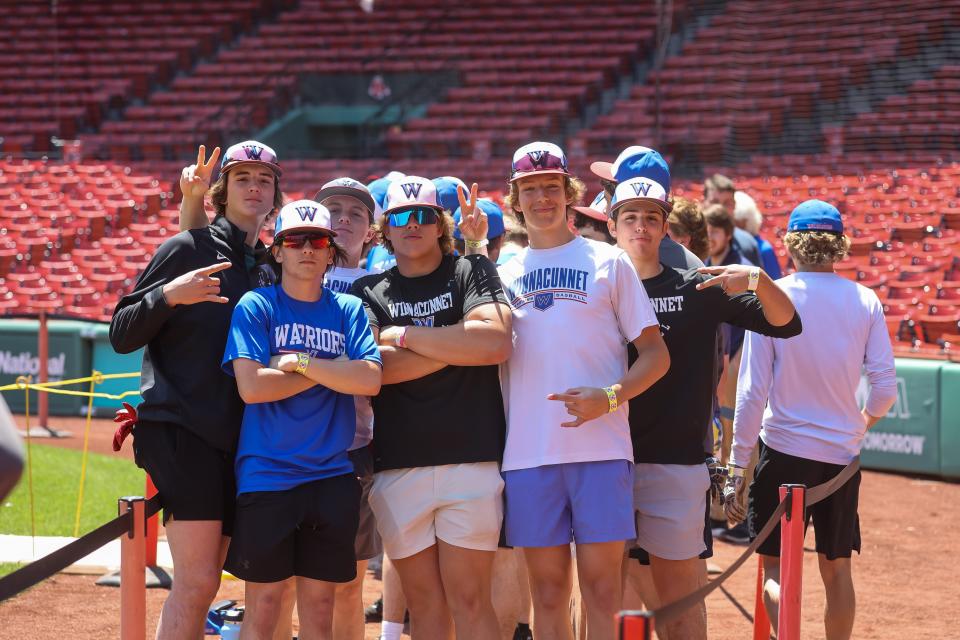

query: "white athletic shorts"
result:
(633, 462), (710, 561)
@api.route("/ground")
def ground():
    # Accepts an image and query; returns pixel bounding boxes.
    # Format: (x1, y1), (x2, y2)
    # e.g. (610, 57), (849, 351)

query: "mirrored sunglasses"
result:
(387, 207), (439, 227)
(278, 233), (332, 249)
(511, 151), (568, 178)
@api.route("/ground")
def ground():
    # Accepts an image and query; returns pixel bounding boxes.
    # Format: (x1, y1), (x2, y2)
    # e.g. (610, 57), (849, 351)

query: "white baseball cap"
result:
(609, 177), (672, 215)
(382, 176), (443, 215)
(273, 199), (336, 240)
(510, 141), (569, 182)
(220, 140), (281, 176)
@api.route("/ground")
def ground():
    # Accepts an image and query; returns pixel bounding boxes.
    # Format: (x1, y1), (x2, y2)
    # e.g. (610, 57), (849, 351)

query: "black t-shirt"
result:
(352, 254), (509, 471)
(628, 265), (802, 465)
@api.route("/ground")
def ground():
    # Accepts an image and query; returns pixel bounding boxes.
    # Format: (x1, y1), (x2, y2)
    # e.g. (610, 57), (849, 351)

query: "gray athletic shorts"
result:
(349, 445), (383, 561)
(633, 462), (710, 561)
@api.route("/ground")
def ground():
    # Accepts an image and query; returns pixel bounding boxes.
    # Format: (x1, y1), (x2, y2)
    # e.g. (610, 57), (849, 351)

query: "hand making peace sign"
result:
(456, 182), (488, 244)
(180, 145), (221, 200)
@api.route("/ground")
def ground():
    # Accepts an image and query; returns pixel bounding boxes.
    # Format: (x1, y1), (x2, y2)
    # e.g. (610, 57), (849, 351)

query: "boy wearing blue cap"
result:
(725, 200), (897, 640)
(222, 199), (382, 639)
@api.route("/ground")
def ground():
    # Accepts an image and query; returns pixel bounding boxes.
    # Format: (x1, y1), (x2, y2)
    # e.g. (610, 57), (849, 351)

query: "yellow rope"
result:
(19, 376), (36, 558)
(0, 371), (138, 393)
(73, 372), (99, 537)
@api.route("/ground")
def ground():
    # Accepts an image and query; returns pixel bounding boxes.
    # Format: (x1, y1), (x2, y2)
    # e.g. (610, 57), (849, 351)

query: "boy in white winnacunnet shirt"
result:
(496, 141), (671, 640)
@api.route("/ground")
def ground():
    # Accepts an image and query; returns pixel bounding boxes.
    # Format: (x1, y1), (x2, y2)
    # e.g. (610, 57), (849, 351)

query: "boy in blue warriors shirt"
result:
(222, 199), (382, 640)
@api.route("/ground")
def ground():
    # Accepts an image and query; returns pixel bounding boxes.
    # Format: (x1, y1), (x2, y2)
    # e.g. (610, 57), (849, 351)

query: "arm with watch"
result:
(696, 264), (797, 328)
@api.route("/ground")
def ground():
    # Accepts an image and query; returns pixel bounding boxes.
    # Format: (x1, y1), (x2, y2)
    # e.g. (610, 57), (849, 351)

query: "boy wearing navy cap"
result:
(725, 199), (897, 640)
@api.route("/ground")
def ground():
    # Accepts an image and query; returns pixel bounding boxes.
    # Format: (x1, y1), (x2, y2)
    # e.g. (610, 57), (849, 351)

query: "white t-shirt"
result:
(325, 265), (381, 450)
(497, 236), (659, 471)
(732, 272), (897, 466)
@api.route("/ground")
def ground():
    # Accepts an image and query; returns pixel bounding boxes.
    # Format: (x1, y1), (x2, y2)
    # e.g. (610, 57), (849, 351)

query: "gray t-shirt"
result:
(658, 235), (704, 270)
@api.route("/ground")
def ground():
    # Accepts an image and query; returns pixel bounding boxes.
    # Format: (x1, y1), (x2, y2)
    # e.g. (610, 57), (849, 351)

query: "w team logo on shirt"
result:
(412, 316), (435, 327)
(533, 292), (555, 311)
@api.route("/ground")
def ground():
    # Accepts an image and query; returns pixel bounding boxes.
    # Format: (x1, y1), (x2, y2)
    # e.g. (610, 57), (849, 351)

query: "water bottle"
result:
(219, 608), (244, 640)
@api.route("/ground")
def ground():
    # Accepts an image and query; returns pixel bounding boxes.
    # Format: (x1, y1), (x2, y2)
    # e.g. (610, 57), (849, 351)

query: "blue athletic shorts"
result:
(504, 459), (636, 547)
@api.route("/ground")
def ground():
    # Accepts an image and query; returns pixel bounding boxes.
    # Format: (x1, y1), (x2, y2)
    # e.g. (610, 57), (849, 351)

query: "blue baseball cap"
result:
(787, 199), (843, 233)
(432, 176), (469, 212)
(365, 176), (393, 210)
(453, 198), (505, 240)
(590, 145), (670, 193)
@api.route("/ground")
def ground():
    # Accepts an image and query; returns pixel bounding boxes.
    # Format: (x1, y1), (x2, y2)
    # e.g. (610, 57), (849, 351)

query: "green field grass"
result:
(0, 443), (145, 537)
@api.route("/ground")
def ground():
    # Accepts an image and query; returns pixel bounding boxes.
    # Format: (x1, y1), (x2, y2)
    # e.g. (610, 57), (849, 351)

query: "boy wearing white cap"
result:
(497, 142), (670, 639)
(222, 199), (383, 639)
(607, 176), (800, 640)
(352, 176), (513, 639)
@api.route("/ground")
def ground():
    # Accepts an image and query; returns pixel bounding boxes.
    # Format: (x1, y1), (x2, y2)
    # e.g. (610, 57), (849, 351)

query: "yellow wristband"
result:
(603, 386), (618, 413)
(295, 352), (310, 375)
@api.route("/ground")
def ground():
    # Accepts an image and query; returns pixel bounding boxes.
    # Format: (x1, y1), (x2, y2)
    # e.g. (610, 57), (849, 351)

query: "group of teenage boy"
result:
(110, 138), (897, 640)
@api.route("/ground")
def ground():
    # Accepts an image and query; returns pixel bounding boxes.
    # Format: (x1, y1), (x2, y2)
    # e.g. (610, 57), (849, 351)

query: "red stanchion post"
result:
(617, 610), (654, 640)
(145, 476), (158, 568)
(778, 484), (806, 640)
(752, 555), (771, 640)
(120, 496), (146, 640)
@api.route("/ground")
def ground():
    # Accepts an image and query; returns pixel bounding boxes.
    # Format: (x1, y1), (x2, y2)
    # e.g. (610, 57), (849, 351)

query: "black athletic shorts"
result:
(629, 489), (713, 565)
(749, 442), (861, 560)
(132, 420), (236, 535)
(225, 473), (361, 584)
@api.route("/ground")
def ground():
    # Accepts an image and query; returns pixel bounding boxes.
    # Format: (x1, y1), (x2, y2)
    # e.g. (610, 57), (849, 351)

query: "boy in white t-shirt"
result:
(496, 142), (671, 639)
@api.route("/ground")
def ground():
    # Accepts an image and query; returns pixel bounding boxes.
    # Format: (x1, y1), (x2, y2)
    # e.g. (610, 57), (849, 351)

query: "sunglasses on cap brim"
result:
(276, 233), (334, 249)
(387, 207), (439, 227)
(510, 153), (568, 180)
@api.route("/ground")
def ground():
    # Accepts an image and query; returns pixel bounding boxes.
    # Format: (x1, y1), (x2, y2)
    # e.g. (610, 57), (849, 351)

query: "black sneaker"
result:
(364, 597), (383, 623)
(718, 522), (750, 545)
(513, 622), (533, 640)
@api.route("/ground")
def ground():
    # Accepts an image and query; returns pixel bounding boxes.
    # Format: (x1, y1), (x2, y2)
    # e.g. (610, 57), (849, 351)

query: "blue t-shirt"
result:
(222, 285), (381, 494)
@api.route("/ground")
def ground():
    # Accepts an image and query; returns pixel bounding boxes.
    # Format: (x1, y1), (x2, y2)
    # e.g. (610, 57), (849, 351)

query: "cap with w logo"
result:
(274, 199), (336, 241)
(383, 176), (443, 215)
(609, 177), (672, 215)
(510, 141), (569, 182)
(220, 140), (282, 176)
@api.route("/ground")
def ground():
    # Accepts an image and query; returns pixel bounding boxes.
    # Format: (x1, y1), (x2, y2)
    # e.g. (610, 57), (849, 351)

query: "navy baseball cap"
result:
(433, 176), (469, 212)
(454, 198), (505, 239)
(787, 199), (843, 233)
(590, 146), (670, 193)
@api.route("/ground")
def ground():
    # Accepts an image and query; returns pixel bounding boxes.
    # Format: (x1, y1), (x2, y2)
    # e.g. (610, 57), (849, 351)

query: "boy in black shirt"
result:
(352, 176), (513, 640)
(606, 176), (801, 640)
(110, 141), (283, 640)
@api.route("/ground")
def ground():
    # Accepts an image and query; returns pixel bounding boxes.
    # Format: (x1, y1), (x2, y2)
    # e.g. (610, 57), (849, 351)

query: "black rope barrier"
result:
(645, 457), (861, 626)
(0, 494), (162, 602)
